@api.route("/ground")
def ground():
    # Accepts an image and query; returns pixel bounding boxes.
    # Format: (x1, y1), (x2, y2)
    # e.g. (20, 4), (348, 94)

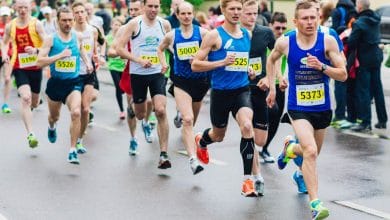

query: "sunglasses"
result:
(275, 26), (287, 31)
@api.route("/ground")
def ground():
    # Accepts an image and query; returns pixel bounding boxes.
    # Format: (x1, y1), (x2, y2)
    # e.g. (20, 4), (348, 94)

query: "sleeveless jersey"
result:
(287, 31), (331, 112)
(76, 25), (95, 75)
(173, 25), (207, 79)
(48, 32), (80, 79)
(208, 26), (250, 90)
(0, 21), (12, 57)
(130, 17), (165, 75)
(10, 17), (43, 70)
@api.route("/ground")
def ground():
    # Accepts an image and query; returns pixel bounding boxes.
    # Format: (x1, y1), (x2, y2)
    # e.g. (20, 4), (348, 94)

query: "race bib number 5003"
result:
(296, 83), (325, 106)
(176, 41), (199, 60)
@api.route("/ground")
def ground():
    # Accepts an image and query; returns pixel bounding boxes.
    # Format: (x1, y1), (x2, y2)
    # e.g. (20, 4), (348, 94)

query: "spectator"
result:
(196, 11), (211, 30)
(41, 6), (56, 34)
(331, 0), (357, 34)
(320, 0), (335, 27)
(95, 3), (112, 35)
(348, 0), (387, 131)
(207, 6), (218, 29)
(259, 0), (271, 23)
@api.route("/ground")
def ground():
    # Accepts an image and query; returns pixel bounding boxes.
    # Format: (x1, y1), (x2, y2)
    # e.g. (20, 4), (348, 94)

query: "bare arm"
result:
(116, 20), (141, 62)
(1, 24), (11, 63)
(306, 35), (347, 82)
(36, 36), (66, 67)
(191, 30), (234, 72)
(79, 35), (94, 73)
(157, 31), (173, 73)
(107, 26), (125, 58)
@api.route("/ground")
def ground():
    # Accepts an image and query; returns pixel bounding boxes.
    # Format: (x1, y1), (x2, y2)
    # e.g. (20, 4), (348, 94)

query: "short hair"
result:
(220, 0), (243, 9)
(71, 1), (85, 10)
(243, 0), (258, 7)
(142, 0), (160, 5)
(357, 0), (370, 10)
(57, 6), (72, 20)
(270, 11), (287, 24)
(176, 1), (194, 14)
(295, 0), (315, 18)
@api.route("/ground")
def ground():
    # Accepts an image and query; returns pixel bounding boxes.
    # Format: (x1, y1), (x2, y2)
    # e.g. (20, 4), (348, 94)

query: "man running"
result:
(266, 1), (347, 219)
(116, 0), (172, 169)
(0, 6), (12, 114)
(1, 0), (45, 148)
(157, 2), (209, 175)
(36, 6), (93, 164)
(72, 1), (100, 153)
(191, 0), (258, 196)
(239, 0), (276, 195)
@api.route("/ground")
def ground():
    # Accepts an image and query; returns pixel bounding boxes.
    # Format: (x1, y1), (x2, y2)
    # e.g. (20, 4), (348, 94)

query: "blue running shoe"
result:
(48, 127), (57, 143)
(129, 138), (138, 156)
(67, 151), (79, 164)
(2, 103), (11, 113)
(311, 200), (329, 220)
(142, 121), (153, 143)
(293, 155), (303, 167)
(76, 143), (87, 154)
(292, 170), (308, 194)
(277, 135), (296, 170)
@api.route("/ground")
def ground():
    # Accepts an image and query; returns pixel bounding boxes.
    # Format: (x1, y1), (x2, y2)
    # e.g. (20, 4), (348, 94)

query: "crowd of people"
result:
(0, 0), (388, 219)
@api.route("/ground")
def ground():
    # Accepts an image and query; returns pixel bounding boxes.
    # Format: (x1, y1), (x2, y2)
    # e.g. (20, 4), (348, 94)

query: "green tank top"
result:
(107, 33), (126, 72)
(266, 48), (287, 84)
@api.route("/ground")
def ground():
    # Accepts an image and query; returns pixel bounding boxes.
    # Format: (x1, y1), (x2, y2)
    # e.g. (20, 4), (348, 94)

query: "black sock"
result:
(160, 151), (167, 157)
(200, 128), (213, 148)
(240, 137), (255, 175)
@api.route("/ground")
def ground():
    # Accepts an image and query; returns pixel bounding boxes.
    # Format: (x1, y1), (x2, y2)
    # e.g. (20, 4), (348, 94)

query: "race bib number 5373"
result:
(296, 83), (325, 106)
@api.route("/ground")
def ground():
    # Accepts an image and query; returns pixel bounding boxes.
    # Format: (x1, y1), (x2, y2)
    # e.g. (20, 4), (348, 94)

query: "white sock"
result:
(77, 138), (83, 144)
(243, 175), (252, 180)
(49, 123), (56, 130)
(296, 170), (303, 176)
(254, 174), (264, 183)
(69, 147), (76, 152)
(189, 156), (196, 162)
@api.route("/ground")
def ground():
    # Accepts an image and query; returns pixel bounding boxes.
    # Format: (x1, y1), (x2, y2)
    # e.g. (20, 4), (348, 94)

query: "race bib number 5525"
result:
(225, 51), (249, 72)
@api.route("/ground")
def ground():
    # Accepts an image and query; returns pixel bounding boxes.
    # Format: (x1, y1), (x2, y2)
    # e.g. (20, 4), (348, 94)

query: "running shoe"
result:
(158, 154), (172, 169)
(259, 150), (275, 163)
(195, 133), (209, 164)
(337, 120), (353, 129)
(292, 170), (308, 194)
(311, 201), (329, 220)
(119, 112), (126, 120)
(129, 138), (138, 156)
(47, 127), (57, 143)
(277, 135), (296, 170)
(76, 143), (87, 154)
(254, 180), (264, 196)
(293, 155), (303, 167)
(149, 114), (157, 130)
(89, 111), (95, 124)
(27, 134), (38, 148)
(1, 103), (11, 114)
(142, 121), (153, 143)
(241, 179), (257, 197)
(67, 151), (80, 164)
(190, 158), (204, 175)
(173, 112), (182, 128)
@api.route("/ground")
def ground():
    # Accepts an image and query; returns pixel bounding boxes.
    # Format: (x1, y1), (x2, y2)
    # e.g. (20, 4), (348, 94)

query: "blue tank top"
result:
(49, 32), (80, 79)
(287, 31), (331, 112)
(173, 25), (208, 79)
(208, 27), (250, 90)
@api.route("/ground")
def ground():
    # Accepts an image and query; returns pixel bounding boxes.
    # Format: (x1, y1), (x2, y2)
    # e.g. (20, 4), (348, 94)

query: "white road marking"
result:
(92, 123), (117, 132)
(176, 150), (228, 166)
(340, 130), (379, 139)
(334, 200), (390, 219)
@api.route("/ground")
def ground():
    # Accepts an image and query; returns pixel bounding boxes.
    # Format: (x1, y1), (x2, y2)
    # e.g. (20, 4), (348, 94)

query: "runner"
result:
(191, 0), (258, 196)
(36, 6), (93, 164)
(239, 0), (276, 195)
(72, 1), (101, 153)
(265, 1), (347, 218)
(1, 0), (45, 148)
(0, 6), (12, 114)
(116, 0), (172, 169)
(157, 2), (209, 174)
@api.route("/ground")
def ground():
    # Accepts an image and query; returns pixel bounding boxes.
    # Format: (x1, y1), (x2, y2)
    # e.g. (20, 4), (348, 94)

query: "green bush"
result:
(161, 0), (204, 16)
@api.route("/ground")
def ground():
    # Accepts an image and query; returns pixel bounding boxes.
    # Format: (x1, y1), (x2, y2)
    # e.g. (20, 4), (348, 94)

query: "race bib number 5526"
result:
(55, 56), (76, 73)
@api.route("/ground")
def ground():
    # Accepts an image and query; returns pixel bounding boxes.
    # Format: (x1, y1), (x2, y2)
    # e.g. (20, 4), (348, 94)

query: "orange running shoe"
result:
(241, 179), (257, 197)
(195, 133), (209, 164)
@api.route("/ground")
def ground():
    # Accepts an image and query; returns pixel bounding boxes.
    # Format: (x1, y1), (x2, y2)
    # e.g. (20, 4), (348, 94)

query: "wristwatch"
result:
(321, 63), (327, 72)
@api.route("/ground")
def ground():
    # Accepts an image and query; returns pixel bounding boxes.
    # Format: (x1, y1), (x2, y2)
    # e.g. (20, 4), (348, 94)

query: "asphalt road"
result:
(0, 66), (390, 219)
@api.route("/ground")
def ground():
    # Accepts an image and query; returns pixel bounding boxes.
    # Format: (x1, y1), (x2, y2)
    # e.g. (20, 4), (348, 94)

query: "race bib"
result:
(83, 43), (92, 52)
(225, 51), (249, 72)
(55, 56), (76, 73)
(296, 83), (325, 106)
(249, 57), (262, 76)
(140, 51), (160, 65)
(18, 53), (37, 68)
(176, 41), (199, 60)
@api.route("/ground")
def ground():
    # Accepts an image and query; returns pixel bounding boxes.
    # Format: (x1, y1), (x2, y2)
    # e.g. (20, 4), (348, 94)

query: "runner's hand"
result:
(86, 63), (94, 74)
(278, 76), (288, 91)
(161, 64), (168, 74)
(24, 46), (37, 55)
(257, 77), (269, 91)
(139, 58), (152, 68)
(60, 48), (72, 58)
(306, 53), (322, 70)
(2, 55), (9, 63)
(224, 53), (235, 66)
(248, 66), (256, 80)
(266, 88), (276, 108)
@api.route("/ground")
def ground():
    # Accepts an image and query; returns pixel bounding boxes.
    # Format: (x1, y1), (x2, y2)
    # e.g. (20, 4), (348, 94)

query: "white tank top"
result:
(130, 17), (165, 75)
(77, 25), (95, 75)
